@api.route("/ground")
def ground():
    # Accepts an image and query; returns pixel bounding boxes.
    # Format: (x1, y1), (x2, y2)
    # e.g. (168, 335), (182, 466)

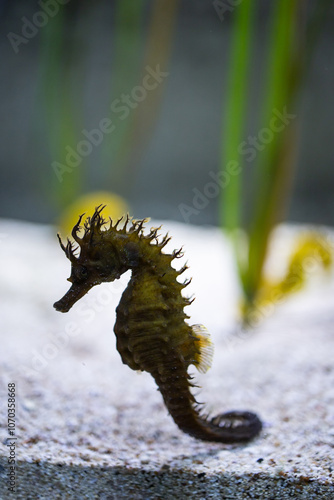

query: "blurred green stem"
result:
(103, 0), (146, 184)
(221, 0), (255, 234)
(221, 0), (333, 315)
(39, 6), (83, 208)
(244, 0), (300, 303)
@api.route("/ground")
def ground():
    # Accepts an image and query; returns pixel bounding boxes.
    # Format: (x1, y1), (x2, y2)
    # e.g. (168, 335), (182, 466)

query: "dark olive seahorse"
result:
(54, 206), (262, 443)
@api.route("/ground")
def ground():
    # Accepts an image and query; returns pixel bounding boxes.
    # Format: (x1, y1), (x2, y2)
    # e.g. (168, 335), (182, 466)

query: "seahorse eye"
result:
(72, 265), (88, 282)
(80, 266), (88, 278)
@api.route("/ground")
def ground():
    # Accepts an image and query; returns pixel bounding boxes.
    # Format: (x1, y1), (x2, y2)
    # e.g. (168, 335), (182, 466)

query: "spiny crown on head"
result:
(57, 205), (178, 287)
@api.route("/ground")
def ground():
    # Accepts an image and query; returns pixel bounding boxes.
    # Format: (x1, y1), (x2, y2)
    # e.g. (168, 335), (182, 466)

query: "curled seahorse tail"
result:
(206, 410), (262, 443)
(152, 355), (262, 443)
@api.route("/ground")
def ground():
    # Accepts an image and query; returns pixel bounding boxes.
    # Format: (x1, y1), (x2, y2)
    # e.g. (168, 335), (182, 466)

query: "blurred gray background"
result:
(0, 0), (333, 226)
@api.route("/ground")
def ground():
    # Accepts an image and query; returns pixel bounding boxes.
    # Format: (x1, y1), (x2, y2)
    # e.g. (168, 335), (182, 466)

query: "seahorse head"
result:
(54, 205), (130, 313)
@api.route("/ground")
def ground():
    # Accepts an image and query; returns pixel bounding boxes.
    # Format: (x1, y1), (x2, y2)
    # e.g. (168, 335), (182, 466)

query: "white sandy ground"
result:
(0, 218), (333, 499)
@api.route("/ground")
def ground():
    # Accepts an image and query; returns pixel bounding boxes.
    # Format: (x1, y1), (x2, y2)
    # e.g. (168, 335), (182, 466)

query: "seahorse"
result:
(54, 206), (262, 443)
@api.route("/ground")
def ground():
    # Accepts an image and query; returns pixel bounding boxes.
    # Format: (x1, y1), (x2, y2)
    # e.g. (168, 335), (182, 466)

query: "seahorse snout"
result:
(53, 298), (71, 313)
(54, 283), (92, 312)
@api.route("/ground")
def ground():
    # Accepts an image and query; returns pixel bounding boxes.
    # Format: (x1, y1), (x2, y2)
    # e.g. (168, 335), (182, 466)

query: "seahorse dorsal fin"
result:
(192, 324), (214, 374)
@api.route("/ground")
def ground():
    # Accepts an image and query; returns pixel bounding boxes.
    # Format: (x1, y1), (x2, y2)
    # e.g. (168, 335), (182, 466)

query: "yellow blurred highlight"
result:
(242, 232), (333, 325)
(58, 192), (129, 237)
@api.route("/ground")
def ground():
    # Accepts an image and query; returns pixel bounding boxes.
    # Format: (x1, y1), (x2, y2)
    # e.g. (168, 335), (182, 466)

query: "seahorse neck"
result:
(123, 233), (173, 277)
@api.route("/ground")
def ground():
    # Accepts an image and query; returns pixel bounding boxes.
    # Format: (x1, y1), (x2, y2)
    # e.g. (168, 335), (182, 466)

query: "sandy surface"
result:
(0, 218), (334, 499)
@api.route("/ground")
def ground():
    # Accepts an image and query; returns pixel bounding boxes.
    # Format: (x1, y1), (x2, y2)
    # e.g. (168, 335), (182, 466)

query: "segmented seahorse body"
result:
(54, 206), (262, 443)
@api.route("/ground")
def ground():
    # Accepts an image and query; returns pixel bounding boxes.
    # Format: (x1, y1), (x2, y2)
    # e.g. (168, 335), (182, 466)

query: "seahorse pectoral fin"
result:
(191, 324), (214, 374)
